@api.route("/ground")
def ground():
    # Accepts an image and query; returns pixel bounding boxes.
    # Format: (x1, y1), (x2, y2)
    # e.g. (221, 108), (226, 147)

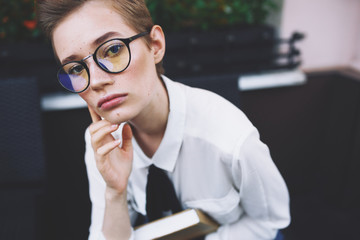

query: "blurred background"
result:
(0, 0), (360, 239)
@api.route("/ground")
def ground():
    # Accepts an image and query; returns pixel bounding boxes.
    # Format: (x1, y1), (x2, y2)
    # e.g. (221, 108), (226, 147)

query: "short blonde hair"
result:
(37, 0), (164, 76)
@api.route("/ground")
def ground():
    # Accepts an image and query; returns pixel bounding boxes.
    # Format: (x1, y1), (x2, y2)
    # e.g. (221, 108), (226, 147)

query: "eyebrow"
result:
(60, 31), (122, 65)
(61, 54), (78, 65)
(92, 31), (121, 46)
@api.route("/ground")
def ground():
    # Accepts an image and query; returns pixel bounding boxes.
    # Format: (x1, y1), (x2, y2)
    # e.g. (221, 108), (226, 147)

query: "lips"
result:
(97, 93), (128, 110)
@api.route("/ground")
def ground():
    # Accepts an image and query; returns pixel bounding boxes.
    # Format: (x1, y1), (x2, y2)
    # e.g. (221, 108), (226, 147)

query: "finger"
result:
(96, 139), (122, 157)
(89, 120), (114, 135)
(121, 123), (133, 152)
(91, 124), (119, 148)
(88, 105), (101, 123)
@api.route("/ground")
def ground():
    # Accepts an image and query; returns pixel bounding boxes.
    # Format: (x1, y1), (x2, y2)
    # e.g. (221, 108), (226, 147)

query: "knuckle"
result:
(90, 140), (98, 149)
(96, 148), (105, 157)
(88, 123), (97, 135)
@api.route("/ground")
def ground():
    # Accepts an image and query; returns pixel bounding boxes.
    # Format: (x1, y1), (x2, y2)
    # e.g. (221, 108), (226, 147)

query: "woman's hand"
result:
(88, 106), (133, 195)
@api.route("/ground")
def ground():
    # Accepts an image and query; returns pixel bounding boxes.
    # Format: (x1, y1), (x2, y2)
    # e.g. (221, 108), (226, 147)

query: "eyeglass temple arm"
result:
(129, 31), (150, 42)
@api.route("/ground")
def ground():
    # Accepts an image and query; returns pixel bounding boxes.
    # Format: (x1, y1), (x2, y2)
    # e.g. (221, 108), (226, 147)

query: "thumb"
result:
(121, 123), (133, 152)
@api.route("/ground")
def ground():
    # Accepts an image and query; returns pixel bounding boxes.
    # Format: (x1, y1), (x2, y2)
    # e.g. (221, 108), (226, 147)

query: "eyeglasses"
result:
(57, 31), (149, 93)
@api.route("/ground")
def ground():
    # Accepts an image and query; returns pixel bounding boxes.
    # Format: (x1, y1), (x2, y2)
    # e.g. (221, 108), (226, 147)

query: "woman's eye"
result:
(69, 64), (84, 75)
(105, 44), (123, 57)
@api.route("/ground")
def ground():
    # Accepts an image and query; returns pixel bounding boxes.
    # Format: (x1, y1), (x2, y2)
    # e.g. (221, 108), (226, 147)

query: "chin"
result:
(104, 115), (127, 125)
(103, 110), (133, 125)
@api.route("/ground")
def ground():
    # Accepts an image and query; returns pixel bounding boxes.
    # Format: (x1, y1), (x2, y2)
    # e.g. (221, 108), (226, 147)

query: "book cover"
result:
(134, 209), (219, 240)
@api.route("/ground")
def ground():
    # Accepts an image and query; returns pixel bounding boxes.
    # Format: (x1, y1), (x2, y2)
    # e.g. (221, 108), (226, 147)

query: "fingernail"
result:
(111, 124), (118, 129)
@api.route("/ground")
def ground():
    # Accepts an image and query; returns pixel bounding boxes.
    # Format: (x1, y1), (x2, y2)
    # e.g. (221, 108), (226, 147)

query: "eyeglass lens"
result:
(58, 39), (130, 93)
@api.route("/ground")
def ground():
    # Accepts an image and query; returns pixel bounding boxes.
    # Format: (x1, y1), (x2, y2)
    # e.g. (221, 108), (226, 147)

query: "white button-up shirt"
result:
(85, 76), (290, 240)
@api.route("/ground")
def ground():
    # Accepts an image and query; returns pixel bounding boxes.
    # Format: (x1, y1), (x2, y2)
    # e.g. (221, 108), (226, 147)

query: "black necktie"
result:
(145, 164), (182, 221)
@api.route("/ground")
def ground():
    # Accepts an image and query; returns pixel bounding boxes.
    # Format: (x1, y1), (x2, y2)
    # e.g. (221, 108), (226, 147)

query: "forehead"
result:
(52, 0), (135, 61)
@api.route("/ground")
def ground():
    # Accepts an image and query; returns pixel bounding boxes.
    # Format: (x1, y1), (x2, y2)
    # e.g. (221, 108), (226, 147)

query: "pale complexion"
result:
(52, 0), (168, 239)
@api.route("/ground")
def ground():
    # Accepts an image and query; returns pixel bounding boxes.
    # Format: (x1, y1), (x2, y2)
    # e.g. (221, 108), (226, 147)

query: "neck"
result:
(129, 77), (169, 158)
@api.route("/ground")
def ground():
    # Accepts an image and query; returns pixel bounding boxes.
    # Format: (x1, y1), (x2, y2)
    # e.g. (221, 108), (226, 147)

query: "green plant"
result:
(146, 0), (279, 32)
(0, 0), (42, 42)
(0, 0), (278, 42)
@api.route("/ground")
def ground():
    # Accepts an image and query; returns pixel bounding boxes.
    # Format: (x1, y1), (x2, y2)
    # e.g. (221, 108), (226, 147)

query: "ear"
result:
(149, 25), (166, 64)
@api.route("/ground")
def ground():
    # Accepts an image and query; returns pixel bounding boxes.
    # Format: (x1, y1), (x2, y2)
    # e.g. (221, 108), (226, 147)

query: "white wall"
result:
(350, 27), (360, 70)
(280, 0), (360, 71)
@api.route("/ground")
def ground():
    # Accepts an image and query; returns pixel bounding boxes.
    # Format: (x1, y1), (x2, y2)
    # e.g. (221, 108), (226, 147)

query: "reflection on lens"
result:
(68, 74), (88, 92)
(58, 63), (89, 93)
(58, 72), (76, 92)
(97, 39), (130, 72)
(98, 59), (113, 71)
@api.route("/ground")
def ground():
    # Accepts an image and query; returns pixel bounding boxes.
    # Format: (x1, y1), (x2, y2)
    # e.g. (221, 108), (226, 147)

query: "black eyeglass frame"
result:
(57, 31), (149, 93)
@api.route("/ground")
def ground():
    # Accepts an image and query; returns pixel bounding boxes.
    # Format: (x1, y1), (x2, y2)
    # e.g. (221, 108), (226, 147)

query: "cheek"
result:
(127, 50), (158, 89)
(127, 44), (155, 76)
(78, 91), (93, 106)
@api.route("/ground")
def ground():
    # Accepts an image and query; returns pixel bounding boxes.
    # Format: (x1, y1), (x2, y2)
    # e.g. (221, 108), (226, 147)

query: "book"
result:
(134, 209), (219, 240)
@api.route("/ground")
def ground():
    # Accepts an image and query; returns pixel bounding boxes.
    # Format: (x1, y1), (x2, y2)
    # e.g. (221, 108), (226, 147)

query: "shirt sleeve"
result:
(206, 128), (291, 240)
(84, 128), (137, 240)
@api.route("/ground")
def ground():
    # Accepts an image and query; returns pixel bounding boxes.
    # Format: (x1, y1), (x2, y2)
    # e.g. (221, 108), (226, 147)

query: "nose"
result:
(87, 58), (115, 91)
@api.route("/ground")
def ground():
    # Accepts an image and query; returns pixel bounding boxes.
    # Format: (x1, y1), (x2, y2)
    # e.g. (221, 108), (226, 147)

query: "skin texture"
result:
(52, 1), (167, 239)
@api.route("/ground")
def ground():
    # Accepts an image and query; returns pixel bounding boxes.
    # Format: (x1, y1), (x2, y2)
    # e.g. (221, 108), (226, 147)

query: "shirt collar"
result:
(132, 76), (186, 172)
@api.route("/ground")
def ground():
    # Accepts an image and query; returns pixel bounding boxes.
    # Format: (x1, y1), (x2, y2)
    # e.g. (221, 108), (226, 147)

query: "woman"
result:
(37, 0), (290, 239)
